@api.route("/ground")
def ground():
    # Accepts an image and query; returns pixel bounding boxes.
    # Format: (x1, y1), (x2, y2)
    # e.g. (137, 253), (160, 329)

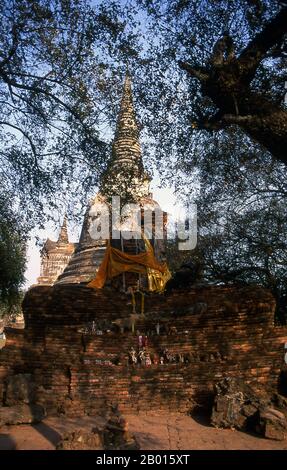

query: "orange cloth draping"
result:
(87, 239), (170, 291)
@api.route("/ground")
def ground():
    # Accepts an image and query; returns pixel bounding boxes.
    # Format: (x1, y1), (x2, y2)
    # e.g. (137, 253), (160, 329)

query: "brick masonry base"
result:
(0, 284), (287, 416)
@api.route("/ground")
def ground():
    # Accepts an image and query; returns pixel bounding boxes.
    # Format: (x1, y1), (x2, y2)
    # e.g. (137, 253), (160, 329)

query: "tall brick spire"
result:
(111, 73), (143, 172)
(54, 74), (165, 286)
(102, 73), (150, 200)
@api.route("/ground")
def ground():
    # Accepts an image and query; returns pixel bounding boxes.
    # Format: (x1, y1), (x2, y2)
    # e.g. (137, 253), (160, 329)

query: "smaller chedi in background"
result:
(37, 215), (77, 285)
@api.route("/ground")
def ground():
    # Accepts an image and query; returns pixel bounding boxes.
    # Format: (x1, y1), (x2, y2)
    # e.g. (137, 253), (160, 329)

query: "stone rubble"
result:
(211, 377), (287, 440)
(0, 404), (45, 426)
(56, 407), (138, 450)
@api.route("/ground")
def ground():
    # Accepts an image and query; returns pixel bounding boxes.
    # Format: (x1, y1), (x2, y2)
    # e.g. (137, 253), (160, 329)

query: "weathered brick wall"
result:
(0, 284), (286, 416)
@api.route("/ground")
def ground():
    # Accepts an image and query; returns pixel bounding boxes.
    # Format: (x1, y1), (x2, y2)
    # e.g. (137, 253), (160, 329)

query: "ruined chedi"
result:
(37, 215), (77, 285)
(39, 74), (166, 286)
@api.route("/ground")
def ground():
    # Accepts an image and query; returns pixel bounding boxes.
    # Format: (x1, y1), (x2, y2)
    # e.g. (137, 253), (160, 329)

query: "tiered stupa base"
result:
(56, 245), (106, 284)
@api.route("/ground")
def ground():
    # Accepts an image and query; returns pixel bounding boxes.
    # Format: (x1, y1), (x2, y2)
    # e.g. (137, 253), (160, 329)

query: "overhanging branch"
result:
(238, 6), (287, 82)
(178, 61), (209, 82)
(210, 34), (235, 66)
(192, 112), (255, 131)
(0, 120), (38, 161)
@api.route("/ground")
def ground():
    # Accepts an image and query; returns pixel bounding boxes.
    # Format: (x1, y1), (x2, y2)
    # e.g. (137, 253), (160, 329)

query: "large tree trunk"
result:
(179, 7), (287, 164)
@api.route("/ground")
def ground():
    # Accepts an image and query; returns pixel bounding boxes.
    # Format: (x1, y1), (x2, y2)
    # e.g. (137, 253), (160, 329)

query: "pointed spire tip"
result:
(58, 214), (69, 243)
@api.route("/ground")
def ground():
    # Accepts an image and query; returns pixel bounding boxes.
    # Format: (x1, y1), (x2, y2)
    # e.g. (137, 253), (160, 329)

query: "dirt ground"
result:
(0, 411), (286, 450)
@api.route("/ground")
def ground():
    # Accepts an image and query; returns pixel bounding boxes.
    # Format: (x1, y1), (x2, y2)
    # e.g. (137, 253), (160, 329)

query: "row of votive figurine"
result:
(129, 347), (192, 366)
(80, 321), (186, 336)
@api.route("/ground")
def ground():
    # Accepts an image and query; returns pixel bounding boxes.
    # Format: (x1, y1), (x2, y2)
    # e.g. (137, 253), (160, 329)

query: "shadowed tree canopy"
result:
(1, 0), (286, 219)
(129, 0), (287, 167)
(178, 4), (287, 162)
(0, 192), (26, 307)
(185, 132), (287, 323)
(0, 0), (138, 226)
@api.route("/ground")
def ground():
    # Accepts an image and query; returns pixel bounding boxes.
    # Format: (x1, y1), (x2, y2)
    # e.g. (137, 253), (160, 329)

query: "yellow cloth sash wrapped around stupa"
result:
(87, 237), (171, 292)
